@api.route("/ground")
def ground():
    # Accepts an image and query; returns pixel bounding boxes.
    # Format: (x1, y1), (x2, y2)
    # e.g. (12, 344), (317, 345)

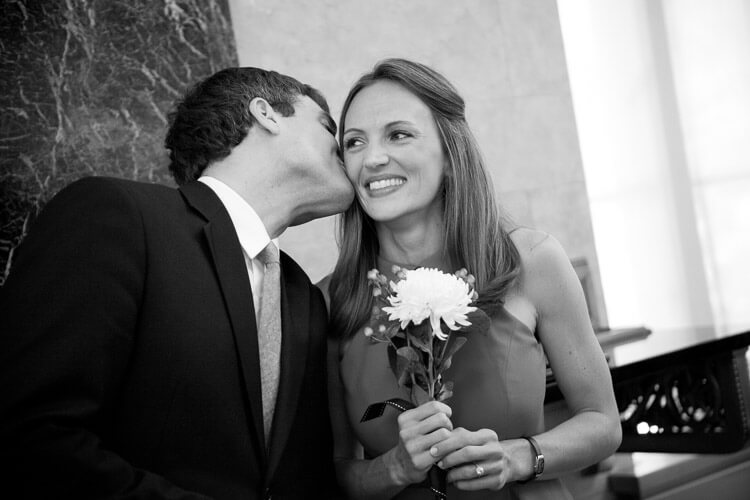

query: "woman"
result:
(324, 58), (621, 499)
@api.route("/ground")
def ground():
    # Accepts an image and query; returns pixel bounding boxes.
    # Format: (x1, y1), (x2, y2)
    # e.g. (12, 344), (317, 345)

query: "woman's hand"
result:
(432, 427), (521, 491)
(384, 400), (454, 486)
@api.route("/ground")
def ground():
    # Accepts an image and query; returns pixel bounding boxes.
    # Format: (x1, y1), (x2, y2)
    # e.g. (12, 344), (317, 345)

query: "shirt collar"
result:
(198, 176), (277, 259)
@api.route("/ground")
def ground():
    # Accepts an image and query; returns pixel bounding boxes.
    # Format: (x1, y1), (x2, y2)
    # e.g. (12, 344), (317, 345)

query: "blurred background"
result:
(1, 0), (748, 358)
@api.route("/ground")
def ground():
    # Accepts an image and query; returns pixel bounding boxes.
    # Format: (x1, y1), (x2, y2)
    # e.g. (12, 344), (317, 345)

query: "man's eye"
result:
(322, 122), (336, 136)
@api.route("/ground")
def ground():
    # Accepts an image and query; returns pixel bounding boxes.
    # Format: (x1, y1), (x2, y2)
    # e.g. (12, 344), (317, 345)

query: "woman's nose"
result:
(363, 144), (389, 169)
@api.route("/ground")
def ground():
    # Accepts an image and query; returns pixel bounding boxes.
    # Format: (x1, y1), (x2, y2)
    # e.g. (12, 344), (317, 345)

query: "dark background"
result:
(0, 0), (237, 284)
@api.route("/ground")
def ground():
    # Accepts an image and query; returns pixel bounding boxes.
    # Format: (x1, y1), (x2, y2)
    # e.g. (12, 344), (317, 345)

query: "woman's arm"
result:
(519, 233), (622, 477)
(326, 337), (454, 499)
(434, 232), (621, 490)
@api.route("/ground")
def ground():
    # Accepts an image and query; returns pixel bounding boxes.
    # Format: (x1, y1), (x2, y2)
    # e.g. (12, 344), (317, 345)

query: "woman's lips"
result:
(366, 177), (406, 192)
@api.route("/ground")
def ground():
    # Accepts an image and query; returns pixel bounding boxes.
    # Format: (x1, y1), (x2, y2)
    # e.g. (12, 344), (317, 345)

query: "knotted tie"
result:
(257, 242), (281, 442)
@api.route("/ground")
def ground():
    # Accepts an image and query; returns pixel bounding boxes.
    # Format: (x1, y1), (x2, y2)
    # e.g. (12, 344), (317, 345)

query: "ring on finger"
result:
(473, 462), (485, 477)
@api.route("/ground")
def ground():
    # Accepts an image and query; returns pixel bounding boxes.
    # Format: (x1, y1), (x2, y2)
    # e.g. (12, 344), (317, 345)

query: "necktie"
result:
(257, 242), (281, 442)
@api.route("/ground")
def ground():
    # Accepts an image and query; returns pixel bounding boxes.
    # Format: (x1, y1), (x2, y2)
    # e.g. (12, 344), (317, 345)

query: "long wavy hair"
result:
(329, 58), (520, 339)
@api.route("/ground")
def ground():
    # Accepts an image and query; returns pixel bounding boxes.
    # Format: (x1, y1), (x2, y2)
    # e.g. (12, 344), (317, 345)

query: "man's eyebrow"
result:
(321, 112), (337, 136)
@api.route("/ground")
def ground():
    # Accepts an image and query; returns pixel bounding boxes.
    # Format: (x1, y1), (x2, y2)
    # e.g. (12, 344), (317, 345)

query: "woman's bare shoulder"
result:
(508, 227), (572, 291)
(508, 227), (558, 262)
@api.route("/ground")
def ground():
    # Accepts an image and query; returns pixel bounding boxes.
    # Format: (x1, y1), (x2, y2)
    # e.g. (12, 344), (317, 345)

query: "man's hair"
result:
(329, 58), (520, 339)
(165, 67), (329, 185)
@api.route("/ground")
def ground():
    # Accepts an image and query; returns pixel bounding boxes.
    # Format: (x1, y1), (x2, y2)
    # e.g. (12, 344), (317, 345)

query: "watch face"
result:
(535, 456), (545, 474)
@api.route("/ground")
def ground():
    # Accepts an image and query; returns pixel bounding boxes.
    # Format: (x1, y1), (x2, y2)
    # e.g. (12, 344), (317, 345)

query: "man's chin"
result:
(290, 194), (355, 226)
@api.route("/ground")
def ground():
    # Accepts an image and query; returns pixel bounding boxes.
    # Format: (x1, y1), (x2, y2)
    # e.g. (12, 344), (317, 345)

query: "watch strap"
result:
(517, 436), (544, 484)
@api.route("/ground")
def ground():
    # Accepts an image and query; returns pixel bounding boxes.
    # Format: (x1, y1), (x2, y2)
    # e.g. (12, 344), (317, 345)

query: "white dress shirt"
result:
(198, 176), (278, 318)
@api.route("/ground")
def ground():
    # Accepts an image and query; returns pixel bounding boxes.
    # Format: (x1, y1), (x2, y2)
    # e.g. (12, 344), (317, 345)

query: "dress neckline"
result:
(377, 250), (452, 276)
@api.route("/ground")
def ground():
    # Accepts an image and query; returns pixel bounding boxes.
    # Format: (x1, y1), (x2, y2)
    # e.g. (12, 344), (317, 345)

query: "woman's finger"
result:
(398, 400), (452, 427)
(432, 427), (498, 467)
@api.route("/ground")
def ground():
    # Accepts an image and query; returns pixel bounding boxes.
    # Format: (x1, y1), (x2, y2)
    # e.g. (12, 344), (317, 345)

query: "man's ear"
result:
(249, 97), (281, 135)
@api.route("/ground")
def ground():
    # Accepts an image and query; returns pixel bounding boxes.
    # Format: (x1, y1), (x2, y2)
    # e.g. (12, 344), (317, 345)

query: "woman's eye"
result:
(391, 131), (411, 141)
(344, 137), (363, 150)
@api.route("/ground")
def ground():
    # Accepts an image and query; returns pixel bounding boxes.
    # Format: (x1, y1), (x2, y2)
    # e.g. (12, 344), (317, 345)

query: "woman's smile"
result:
(366, 175), (407, 195)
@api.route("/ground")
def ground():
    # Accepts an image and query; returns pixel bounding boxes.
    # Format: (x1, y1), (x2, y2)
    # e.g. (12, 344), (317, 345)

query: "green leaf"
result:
(436, 335), (467, 374)
(437, 381), (454, 402)
(388, 345), (401, 383)
(408, 323), (433, 353)
(411, 384), (432, 405)
(461, 308), (491, 336)
(397, 345), (421, 362)
(391, 346), (421, 387)
(385, 322), (401, 340)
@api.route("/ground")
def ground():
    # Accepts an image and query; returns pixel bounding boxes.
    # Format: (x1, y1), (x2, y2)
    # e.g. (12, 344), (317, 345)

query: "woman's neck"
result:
(376, 212), (446, 268)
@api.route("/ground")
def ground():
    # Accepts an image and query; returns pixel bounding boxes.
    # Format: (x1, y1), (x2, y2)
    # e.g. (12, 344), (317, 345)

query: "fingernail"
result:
(430, 446), (438, 456)
(437, 461), (444, 469)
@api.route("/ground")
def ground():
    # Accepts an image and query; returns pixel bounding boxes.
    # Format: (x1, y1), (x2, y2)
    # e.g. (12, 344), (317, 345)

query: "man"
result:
(0, 68), (354, 499)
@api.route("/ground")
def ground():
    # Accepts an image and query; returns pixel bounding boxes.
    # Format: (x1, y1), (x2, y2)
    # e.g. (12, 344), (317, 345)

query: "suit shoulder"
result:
(279, 251), (321, 297)
(56, 176), (175, 203)
(279, 251), (308, 280)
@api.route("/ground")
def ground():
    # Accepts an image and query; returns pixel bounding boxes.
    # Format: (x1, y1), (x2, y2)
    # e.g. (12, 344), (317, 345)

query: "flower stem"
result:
(406, 333), (419, 401)
(428, 337), (435, 399)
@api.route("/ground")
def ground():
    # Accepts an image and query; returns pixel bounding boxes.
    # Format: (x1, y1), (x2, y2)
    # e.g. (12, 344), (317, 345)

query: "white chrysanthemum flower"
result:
(382, 268), (476, 340)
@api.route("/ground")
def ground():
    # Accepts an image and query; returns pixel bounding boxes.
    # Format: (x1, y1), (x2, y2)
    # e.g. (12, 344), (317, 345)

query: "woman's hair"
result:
(165, 67), (329, 185)
(329, 58), (520, 339)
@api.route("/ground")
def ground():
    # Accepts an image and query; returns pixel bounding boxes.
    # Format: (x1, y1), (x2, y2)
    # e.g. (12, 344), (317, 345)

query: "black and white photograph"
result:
(1, 1), (749, 499)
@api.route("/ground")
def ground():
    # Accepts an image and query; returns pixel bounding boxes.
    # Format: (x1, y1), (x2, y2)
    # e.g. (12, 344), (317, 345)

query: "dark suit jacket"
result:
(0, 177), (339, 499)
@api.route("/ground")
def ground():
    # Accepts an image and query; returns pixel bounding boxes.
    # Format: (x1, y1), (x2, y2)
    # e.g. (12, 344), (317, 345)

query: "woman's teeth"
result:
(368, 178), (405, 191)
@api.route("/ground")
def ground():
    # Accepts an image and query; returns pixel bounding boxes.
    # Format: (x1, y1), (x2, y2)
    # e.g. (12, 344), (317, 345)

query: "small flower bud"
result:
(363, 326), (374, 337)
(373, 288), (382, 297)
(367, 269), (379, 280)
(467, 274), (476, 285)
(378, 324), (386, 333)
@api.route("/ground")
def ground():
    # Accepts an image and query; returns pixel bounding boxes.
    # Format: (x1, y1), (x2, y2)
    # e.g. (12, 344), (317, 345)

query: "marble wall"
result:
(228, 0), (609, 326)
(0, 0), (236, 283)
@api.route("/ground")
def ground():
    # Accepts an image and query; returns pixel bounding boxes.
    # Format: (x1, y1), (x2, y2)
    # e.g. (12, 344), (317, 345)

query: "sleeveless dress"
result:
(338, 259), (573, 499)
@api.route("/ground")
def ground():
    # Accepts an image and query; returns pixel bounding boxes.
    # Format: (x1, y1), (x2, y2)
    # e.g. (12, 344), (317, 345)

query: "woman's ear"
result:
(249, 97), (280, 134)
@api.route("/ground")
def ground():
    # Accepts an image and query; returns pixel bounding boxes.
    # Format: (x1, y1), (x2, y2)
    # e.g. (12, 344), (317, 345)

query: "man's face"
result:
(278, 96), (354, 221)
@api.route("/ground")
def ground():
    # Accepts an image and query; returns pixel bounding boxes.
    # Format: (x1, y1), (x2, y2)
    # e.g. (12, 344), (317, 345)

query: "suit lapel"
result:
(180, 182), (267, 464)
(266, 254), (310, 480)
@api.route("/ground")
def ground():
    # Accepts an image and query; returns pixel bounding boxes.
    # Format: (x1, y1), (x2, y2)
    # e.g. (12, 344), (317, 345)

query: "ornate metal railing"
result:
(546, 330), (750, 453)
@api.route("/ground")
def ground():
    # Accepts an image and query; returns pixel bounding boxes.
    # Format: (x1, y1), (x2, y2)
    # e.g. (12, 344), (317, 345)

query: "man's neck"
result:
(202, 166), (295, 240)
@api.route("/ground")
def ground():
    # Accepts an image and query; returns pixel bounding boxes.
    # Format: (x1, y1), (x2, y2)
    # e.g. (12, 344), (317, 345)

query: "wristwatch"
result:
(517, 436), (544, 483)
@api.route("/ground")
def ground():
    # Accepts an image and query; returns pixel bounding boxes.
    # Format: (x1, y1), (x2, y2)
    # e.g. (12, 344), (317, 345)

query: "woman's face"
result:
(342, 80), (447, 224)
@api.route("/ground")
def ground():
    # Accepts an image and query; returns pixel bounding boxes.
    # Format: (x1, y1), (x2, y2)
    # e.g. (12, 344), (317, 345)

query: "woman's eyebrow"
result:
(344, 120), (417, 136)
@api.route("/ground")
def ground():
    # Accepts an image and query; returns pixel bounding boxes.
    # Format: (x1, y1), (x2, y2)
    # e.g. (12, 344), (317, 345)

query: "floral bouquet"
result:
(360, 266), (490, 499)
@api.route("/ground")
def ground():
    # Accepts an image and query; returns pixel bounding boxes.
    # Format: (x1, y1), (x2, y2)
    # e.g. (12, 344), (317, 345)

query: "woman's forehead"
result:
(346, 81), (432, 127)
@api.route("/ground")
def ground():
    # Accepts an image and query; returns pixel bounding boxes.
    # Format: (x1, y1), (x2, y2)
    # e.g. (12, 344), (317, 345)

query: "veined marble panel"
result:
(0, 0), (237, 283)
